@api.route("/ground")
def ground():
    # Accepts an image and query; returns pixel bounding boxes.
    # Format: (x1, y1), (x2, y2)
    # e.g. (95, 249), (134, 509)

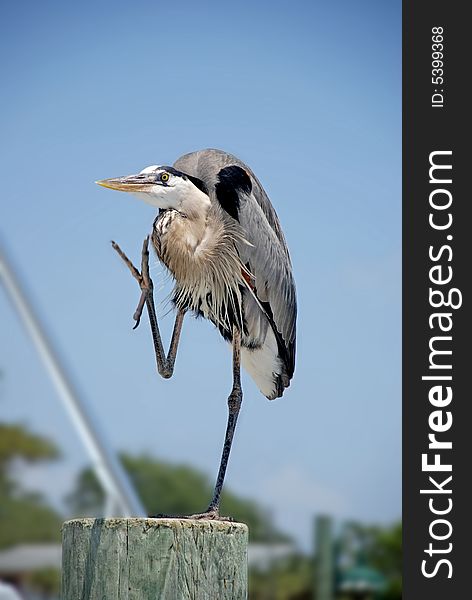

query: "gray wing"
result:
(174, 148), (297, 377)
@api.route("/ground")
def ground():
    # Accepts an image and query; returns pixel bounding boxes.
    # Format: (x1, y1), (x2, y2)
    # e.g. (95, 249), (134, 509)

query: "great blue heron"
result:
(97, 148), (296, 518)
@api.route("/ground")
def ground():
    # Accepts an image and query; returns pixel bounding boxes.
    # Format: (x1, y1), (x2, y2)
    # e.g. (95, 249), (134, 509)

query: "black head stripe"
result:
(160, 166), (184, 177)
(160, 166), (208, 194)
(186, 174), (209, 195)
(215, 165), (252, 222)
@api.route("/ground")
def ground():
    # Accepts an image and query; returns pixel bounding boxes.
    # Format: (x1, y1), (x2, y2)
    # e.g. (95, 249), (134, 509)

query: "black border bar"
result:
(403, 2), (470, 597)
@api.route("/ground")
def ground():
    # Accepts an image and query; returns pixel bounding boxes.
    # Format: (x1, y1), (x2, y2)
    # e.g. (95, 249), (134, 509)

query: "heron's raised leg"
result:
(191, 326), (243, 519)
(112, 237), (185, 379)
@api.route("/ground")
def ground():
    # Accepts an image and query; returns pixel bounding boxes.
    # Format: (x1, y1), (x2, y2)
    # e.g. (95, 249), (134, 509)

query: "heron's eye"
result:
(160, 172), (170, 183)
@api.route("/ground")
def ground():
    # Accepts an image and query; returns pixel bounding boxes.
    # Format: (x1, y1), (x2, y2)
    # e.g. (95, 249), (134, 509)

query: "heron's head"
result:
(96, 165), (209, 213)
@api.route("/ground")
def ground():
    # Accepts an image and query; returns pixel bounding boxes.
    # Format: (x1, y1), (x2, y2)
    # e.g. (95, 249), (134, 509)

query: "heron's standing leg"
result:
(112, 237), (185, 378)
(191, 326), (243, 519)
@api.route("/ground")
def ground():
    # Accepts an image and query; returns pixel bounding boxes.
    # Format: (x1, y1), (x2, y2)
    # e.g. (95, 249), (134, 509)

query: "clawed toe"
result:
(133, 290), (147, 329)
(188, 510), (233, 522)
(151, 510), (233, 522)
(112, 238), (153, 328)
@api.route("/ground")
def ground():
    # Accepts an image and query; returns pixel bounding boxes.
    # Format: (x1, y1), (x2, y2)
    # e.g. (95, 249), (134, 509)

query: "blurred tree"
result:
(27, 567), (61, 596)
(0, 423), (58, 472)
(0, 422), (62, 549)
(338, 521), (402, 600)
(249, 520), (402, 600)
(365, 522), (401, 600)
(67, 452), (289, 543)
(249, 554), (312, 600)
(0, 494), (62, 549)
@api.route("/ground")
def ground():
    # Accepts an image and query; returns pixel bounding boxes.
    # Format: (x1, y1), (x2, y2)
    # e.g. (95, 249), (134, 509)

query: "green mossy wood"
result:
(61, 518), (248, 600)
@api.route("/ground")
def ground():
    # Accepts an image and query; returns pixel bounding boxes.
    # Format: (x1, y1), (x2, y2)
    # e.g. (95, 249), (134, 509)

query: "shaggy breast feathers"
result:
(152, 208), (249, 334)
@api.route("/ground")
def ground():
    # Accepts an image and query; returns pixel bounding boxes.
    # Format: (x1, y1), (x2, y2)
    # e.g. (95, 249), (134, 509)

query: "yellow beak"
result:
(95, 174), (156, 192)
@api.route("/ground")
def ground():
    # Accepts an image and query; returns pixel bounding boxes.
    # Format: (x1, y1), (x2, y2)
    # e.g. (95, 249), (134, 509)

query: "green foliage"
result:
(26, 567), (61, 595)
(368, 522), (402, 574)
(0, 495), (62, 549)
(0, 423), (59, 461)
(67, 452), (289, 543)
(0, 422), (62, 550)
(338, 521), (402, 600)
(250, 554), (313, 600)
(65, 467), (103, 515)
(249, 521), (402, 600)
(0, 423), (59, 474)
(368, 522), (402, 600)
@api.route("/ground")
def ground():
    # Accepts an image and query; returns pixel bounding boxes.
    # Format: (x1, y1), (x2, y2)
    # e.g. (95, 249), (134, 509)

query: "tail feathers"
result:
(241, 328), (291, 400)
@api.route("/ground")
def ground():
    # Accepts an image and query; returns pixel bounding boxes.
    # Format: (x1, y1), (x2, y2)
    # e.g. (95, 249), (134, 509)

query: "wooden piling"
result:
(61, 517), (248, 600)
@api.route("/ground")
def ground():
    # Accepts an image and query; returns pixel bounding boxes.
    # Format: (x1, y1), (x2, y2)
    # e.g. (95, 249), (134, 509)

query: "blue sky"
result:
(0, 0), (400, 549)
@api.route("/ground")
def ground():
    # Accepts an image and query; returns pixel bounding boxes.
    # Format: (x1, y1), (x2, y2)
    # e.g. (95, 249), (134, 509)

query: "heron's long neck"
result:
(178, 211), (210, 255)
(180, 186), (211, 221)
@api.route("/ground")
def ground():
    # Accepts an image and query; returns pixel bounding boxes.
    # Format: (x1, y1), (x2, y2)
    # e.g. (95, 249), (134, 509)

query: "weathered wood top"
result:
(63, 516), (248, 533)
(62, 517), (248, 600)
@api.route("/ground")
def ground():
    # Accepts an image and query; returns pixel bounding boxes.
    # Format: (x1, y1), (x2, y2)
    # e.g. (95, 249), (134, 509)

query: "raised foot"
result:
(111, 236), (153, 328)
